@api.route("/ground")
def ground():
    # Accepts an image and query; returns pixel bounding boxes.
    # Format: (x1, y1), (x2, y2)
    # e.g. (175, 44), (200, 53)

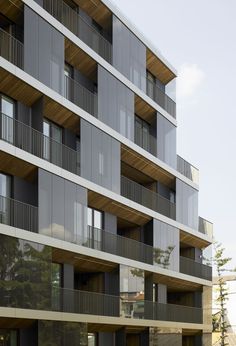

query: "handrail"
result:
(198, 216), (213, 238)
(0, 28), (23, 68)
(180, 255), (212, 281)
(0, 112), (80, 175)
(0, 194), (38, 232)
(121, 175), (176, 220)
(177, 155), (199, 184)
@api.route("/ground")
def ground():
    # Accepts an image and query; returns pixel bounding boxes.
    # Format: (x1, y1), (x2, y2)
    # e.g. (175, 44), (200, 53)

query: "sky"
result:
(113, 0), (236, 261)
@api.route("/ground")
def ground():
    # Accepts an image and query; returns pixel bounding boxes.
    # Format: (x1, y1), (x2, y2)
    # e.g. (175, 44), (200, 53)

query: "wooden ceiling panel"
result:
(180, 230), (211, 249)
(0, 151), (36, 181)
(65, 38), (97, 80)
(88, 190), (151, 226)
(121, 144), (175, 188)
(135, 95), (156, 123)
(147, 49), (176, 85)
(0, 0), (23, 25)
(153, 272), (202, 292)
(73, 0), (112, 29)
(0, 68), (42, 106)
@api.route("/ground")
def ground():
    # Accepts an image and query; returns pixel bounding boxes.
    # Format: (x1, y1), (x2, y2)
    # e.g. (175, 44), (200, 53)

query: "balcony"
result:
(146, 77), (176, 119)
(121, 175), (176, 220)
(177, 155), (199, 184)
(43, 0), (112, 63)
(180, 256), (212, 281)
(0, 284), (202, 324)
(0, 195), (38, 233)
(134, 129), (157, 157)
(0, 29), (98, 118)
(0, 112), (80, 175)
(0, 28), (23, 69)
(198, 217), (213, 238)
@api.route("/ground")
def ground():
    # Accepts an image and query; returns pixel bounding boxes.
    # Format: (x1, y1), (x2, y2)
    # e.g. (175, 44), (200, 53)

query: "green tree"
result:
(213, 242), (235, 346)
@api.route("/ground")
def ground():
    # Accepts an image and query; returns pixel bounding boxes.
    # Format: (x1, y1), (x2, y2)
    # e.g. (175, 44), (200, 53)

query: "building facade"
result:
(0, 0), (212, 345)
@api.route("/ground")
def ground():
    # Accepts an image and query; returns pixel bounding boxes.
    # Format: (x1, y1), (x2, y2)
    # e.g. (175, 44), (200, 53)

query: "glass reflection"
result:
(120, 265), (144, 319)
(0, 330), (17, 346)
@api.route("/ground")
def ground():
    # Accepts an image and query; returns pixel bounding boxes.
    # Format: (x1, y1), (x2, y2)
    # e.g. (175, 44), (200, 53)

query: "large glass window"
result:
(87, 207), (103, 249)
(43, 118), (62, 164)
(0, 330), (17, 346)
(135, 115), (151, 153)
(0, 95), (15, 144)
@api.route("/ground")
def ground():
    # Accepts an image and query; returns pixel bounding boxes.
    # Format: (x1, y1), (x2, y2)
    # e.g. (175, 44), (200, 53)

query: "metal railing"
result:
(0, 282), (202, 323)
(134, 130), (157, 156)
(198, 216), (213, 238)
(43, 0), (112, 63)
(121, 175), (176, 220)
(146, 78), (176, 119)
(177, 155), (199, 184)
(0, 28), (23, 68)
(64, 74), (98, 117)
(0, 112), (80, 175)
(0, 195), (38, 232)
(180, 256), (212, 281)
(121, 299), (202, 324)
(0, 285), (119, 317)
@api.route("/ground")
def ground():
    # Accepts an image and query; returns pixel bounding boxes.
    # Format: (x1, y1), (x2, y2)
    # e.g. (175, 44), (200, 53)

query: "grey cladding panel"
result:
(24, 6), (39, 79)
(80, 119), (120, 193)
(97, 66), (134, 141)
(112, 16), (146, 92)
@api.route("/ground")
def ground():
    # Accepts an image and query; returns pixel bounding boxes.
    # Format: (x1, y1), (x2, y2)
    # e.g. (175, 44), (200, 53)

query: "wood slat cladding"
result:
(73, 0), (112, 29)
(0, 0), (23, 24)
(147, 48), (176, 85)
(0, 151), (36, 182)
(121, 144), (175, 188)
(135, 94), (156, 123)
(0, 68), (41, 106)
(180, 230), (211, 249)
(65, 38), (97, 80)
(153, 272), (202, 292)
(88, 190), (151, 226)
(44, 97), (80, 133)
(52, 248), (117, 272)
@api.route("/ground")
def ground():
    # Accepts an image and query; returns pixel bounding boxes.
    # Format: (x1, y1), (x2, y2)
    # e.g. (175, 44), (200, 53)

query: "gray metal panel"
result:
(52, 174), (65, 240)
(111, 139), (120, 194)
(51, 27), (64, 95)
(97, 65), (134, 141)
(24, 6), (39, 79)
(13, 176), (37, 206)
(80, 119), (92, 181)
(176, 179), (198, 230)
(104, 212), (117, 234)
(38, 16), (51, 88)
(31, 97), (43, 132)
(112, 15), (146, 92)
(153, 219), (179, 272)
(158, 283), (167, 304)
(65, 179), (77, 243)
(98, 333), (114, 346)
(63, 128), (76, 150)
(38, 169), (52, 236)
(62, 263), (74, 290)
(17, 102), (31, 125)
(76, 184), (88, 242)
(81, 119), (121, 193)
(157, 112), (177, 169)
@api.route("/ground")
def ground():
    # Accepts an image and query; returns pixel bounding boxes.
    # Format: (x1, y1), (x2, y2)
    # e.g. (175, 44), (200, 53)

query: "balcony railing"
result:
(146, 78), (176, 119)
(64, 74), (98, 117)
(0, 112), (80, 175)
(121, 299), (202, 324)
(0, 285), (119, 317)
(43, 0), (112, 63)
(198, 216), (213, 238)
(0, 195), (38, 233)
(121, 175), (176, 220)
(0, 283), (202, 323)
(177, 155), (199, 184)
(180, 256), (212, 281)
(0, 28), (23, 69)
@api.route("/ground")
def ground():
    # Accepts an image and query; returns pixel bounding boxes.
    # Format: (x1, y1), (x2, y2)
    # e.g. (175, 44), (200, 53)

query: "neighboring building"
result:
(0, 0), (213, 345)
(213, 276), (236, 345)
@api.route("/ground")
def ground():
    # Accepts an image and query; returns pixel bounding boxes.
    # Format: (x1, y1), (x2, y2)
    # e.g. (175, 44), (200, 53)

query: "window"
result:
(43, 119), (62, 164)
(87, 207), (103, 250)
(64, 63), (73, 101)
(135, 115), (151, 152)
(0, 95), (15, 143)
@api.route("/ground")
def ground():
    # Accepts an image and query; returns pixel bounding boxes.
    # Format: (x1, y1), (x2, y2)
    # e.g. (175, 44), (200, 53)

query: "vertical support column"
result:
(145, 273), (153, 319)
(115, 328), (126, 346)
(62, 263), (74, 313)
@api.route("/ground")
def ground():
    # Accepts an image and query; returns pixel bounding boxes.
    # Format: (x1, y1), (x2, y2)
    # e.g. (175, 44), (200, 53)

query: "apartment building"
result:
(0, 0), (213, 345)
